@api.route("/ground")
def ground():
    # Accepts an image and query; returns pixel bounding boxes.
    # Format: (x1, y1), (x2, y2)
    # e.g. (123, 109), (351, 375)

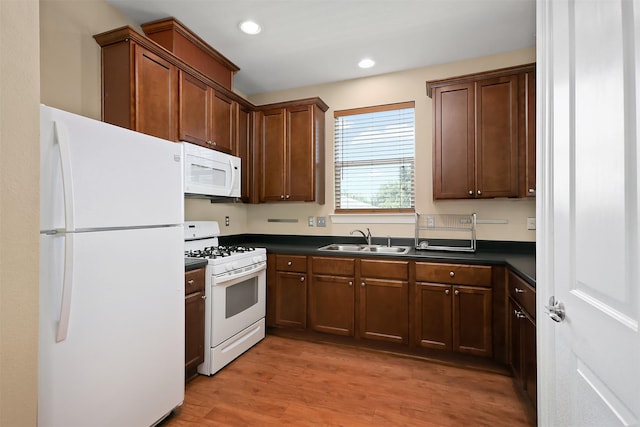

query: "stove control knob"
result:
(252, 256), (263, 264)
(226, 262), (238, 271)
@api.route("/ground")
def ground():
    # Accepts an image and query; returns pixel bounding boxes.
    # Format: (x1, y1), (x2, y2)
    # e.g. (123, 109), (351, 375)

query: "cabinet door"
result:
(286, 105), (315, 201)
(452, 285), (492, 357)
(135, 45), (177, 141)
(185, 291), (205, 374)
(508, 298), (523, 384)
(211, 90), (234, 153)
(475, 75), (519, 198)
(415, 282), (452, 350)
(523, 314), (537, 408)
(274, 271), (307, 328)
(179, 71), (210, 146)
(359, 278), (409, 344)
(309, 274), (355, 336)
(236, 103), (255, 202)
(260, 108), (286, 201)
(525, 70), (536, 197)
(433, 82), (475, 199)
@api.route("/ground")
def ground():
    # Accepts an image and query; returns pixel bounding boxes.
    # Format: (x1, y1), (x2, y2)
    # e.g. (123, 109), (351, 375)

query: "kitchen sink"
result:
(318, 243), (411, 255)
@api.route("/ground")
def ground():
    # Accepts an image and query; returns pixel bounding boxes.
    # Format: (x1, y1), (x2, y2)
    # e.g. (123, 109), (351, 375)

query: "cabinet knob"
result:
(454, 289), (460, 296)
(361, 282), (366, 287)
(187, 279), (194, 285)
(286, 195), (290, 199)
(300, 276), (305, 282)
(514, 309), (526, 319)
(287, 261), (292, 266)
(477, 190), (482, 195)
(445, 289), (450, 295)
(449, 271), (455, 277)
(348, 281), (353, 286)
(515, 288), (525, 293)
(280, 195), (285, 199)
(468, 190), (474, 196)
(201, 295), (206, 300)
(528, 188), (536, 194)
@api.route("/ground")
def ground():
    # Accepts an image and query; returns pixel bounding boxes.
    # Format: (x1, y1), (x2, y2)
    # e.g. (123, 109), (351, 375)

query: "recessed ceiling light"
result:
(358, 58), (375, 69)
(239, 20), (261, 35)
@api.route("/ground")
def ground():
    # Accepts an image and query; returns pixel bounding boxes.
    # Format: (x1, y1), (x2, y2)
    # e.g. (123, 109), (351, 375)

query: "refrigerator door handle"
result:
(54, 120), (76, 342)
(54, 120), (76, 231)
(56, 233), (75, 342)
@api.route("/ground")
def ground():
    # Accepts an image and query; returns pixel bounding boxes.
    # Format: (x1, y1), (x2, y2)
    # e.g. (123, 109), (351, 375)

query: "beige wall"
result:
(40, 0), (140, 119)
(188, 48), (537, 242)
(0, 1), (40, 425)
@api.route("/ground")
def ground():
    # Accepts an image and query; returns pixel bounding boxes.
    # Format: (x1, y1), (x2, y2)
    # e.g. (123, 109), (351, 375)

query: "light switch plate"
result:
(316, 216), (327, 227)
(527, 217), (536, 230)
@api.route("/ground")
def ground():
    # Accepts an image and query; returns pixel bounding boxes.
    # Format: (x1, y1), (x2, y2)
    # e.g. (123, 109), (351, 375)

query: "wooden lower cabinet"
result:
(414, 262), (493, 357)
(267, 254), (308, 329)
(185, 267), (205, 381)
(359, 259), (410, 344)
(309, 257), (355, 336)
(508, 270), (537, 412)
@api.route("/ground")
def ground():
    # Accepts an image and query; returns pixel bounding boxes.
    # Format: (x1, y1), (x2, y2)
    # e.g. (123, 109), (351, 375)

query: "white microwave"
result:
(182, 142), (241, 198)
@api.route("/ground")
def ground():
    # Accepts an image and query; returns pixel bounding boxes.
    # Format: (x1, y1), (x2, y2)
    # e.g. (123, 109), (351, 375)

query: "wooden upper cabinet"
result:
(258, 98), (327, 204)
(178, 70), (235, 153)
(522, 70), (536, 197)
(97, 36), (178, 141)
(475, 75), (519, 198)
(179, 70), (210, 145)
(428, 63), (535, 200)
(236, 102), (256, 203)
(210, 90), (234, 153)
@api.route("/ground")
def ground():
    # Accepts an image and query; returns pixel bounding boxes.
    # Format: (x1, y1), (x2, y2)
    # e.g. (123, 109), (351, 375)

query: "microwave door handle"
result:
(227, 158), (236, 197)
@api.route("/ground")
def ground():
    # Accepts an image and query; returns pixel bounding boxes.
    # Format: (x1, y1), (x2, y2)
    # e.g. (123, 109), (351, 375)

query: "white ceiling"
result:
(105, 0), (536, 96)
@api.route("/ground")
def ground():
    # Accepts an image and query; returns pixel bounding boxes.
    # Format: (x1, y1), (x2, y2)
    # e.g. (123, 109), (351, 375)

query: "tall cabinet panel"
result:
(260, 108), (287, 201)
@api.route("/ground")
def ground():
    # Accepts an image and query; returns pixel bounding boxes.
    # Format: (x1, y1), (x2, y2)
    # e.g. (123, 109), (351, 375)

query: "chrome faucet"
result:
(350, 228), (372, 246)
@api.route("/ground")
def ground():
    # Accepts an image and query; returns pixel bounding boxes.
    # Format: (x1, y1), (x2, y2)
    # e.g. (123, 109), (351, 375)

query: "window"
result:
(334, 102), (415, 212)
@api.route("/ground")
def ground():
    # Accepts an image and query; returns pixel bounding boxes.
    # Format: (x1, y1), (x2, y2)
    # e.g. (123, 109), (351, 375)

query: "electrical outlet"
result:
(427, 216), (435, 228)
(308, 216), (314, 227)
(225, 216), (230, 226)
(527, 217), (536, 230)
(316, 216), (327, 227)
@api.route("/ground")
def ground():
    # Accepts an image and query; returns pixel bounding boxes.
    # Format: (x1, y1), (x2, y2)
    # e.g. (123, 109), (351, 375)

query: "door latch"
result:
(545, 296), (566, 323)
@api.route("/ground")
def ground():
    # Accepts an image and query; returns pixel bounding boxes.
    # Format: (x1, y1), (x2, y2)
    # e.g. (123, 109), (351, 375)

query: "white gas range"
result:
(184, 221), (267, 376)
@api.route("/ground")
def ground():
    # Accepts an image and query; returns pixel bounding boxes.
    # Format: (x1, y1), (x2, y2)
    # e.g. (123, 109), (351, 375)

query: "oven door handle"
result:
(215, 262), (266, 285)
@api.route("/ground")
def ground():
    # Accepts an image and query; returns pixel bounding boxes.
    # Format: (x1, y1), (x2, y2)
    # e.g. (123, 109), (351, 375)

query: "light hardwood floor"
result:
(161, 335), (533, 427)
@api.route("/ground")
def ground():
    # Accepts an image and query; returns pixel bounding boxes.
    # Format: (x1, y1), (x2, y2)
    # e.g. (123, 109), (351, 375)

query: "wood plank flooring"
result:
(160, 335), (533, 427)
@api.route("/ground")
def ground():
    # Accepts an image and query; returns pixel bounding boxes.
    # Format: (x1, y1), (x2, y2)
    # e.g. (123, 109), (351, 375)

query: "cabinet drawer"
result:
(276, 255), (307, 272)
(416, 262), (492, 287)
(312, 256), (355, 276)
(508, 271), (536, 320)
(185, 267), (205, 295)
(360, 259), (409, 280)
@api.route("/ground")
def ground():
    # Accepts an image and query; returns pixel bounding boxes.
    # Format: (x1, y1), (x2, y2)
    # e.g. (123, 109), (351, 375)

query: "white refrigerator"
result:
(39, 105), (185, 427)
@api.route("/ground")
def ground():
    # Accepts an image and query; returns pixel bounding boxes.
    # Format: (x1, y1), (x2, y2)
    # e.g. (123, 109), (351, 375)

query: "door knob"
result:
(545, 296), (566, 323)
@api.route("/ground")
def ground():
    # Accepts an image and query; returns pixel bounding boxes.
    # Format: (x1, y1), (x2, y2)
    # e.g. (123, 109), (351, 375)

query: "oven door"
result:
(210, 264), (266, 347)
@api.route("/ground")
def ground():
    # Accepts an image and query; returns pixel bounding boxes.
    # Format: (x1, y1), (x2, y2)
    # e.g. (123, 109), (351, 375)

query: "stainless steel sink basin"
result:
(318, 244), (410, 255)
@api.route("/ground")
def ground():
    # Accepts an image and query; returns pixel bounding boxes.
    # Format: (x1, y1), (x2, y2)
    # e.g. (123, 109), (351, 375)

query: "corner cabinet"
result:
(427, 64), (535, 200)
(258, 98), (328, 204)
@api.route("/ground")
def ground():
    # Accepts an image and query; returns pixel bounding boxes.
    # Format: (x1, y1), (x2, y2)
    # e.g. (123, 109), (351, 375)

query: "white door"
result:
(538, 0), (640, 425)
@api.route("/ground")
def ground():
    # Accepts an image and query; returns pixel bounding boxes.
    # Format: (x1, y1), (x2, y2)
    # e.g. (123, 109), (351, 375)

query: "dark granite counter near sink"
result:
(219, 234), (536, 287)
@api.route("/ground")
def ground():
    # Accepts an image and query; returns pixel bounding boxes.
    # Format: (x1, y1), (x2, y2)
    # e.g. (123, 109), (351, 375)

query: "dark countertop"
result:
(185, 258), (208, 272)
(218, 234), (536, 287)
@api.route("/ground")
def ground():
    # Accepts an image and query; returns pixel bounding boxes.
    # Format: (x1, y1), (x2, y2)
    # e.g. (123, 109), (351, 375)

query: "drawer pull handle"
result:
(361, 282), (366, 287)
(287, 261), (292, 266)
(454, 289), (460, 296)
(515, 288), (525, 293)
(187, 280), (194, 285)
(514, 309), (526, 319)
(300, 276), (305, 282)
(445, 289), (450, 295)
(348, 281), (353, 286)
(449, 271), (455, 277)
